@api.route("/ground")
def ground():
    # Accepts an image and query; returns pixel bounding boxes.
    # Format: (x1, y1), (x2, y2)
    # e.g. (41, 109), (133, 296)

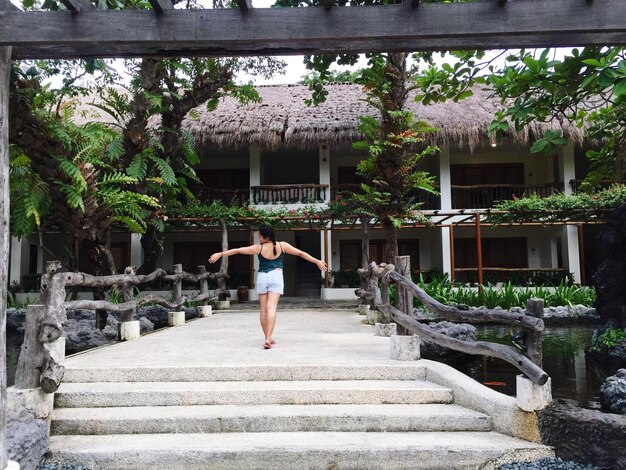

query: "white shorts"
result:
(257, 269), (284, 295)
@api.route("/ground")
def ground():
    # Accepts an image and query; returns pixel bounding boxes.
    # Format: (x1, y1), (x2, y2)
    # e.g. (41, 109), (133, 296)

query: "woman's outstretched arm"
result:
(281, 242), (328, 272)
(208, 245), (259, 264)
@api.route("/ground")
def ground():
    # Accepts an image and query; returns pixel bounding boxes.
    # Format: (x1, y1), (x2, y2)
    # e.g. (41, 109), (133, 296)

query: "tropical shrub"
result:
(590, 328), (626, 352)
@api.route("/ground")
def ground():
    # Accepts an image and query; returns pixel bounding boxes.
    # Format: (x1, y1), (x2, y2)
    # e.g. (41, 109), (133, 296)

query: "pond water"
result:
(446, 324), (609, 409)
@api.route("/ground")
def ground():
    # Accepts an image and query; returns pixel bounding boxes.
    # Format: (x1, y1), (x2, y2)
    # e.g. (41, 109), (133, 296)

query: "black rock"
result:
(600, 368), (626, 414)
(420, 321), (476, 358)
(591, 203), (626, 328)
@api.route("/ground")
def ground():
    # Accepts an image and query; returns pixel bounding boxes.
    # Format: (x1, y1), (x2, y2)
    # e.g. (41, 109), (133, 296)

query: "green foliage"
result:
(489, 184), (626, 224)
(590, 328), (626, 352)
(412, 278), (595, 310)
(9, 147), (51, 237)
(413, 46), (626, 188)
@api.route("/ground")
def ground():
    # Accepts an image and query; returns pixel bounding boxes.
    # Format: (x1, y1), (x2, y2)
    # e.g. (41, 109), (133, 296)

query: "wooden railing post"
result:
(394, 255), (412, 334)
(525, 298), (544, 367)
(0, 43), (11, 470)
(173, 264), (183, 306)
(198, 265), (209, 306)
(119, 266), (135, 323)
(14, 305), (47, 389)
(15, 304), (65, 393)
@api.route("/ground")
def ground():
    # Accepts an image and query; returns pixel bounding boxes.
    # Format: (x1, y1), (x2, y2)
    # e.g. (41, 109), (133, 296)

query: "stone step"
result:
(48, 431), (554, 470)
(51, 403), (492, 435)
(54, 380), (453, 408)
(61, 364), (427, 383)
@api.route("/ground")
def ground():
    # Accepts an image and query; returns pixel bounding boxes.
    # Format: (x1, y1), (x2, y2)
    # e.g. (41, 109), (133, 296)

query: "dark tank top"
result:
(258, 242), (284, 273)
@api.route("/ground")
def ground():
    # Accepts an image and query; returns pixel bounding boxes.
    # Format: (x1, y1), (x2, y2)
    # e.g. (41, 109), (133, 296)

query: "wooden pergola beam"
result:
(235, 0), (252, 13)
(148, 0), (173, 14)
(59, 0), (95, 14)
(0, 0), (19, 11)
(2, 0), (626, 60)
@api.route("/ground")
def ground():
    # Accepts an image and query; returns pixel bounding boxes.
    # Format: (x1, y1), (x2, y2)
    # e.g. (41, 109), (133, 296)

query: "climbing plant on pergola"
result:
(1, 0), (626, 466)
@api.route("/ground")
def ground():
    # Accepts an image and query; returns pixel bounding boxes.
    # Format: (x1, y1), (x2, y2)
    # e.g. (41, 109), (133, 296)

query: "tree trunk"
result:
(217, 218), (230, 300)
(80, 239), (110, 330)
(0, 45), (12, 470)
(138, 225), (164, 275)
(384, 222), (398, 264)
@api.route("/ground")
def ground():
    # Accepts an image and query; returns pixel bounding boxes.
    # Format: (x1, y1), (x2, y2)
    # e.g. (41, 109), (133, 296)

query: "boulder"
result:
(6, 388), (49, 470)
(600, 368), (626, 414)
(420, 321), (476, 358)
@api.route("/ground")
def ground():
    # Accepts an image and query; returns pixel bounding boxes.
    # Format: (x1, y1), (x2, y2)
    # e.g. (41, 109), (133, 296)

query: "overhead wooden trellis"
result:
(1, 0), (625, 467)
(1, 0), (626, 59)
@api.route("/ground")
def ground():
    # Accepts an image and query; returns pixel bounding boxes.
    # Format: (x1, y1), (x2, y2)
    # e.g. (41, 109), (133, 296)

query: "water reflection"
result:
(446, 325), (608, 409)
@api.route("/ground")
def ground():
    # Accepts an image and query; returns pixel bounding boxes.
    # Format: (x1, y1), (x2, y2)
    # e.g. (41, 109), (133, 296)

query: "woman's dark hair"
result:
(259, 225), (277, 256)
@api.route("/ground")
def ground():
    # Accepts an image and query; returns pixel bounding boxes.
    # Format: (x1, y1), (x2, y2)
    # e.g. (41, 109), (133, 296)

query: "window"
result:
(451, 163), (524, 186)
(110, 242), (129, 273)
(173, 242), (251, 287)
(455, 237), (528, 268)
(340, 239), (419, 270)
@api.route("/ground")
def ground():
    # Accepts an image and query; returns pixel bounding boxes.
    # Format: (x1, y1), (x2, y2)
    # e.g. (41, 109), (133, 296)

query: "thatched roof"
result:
(182, 83), (586, 152)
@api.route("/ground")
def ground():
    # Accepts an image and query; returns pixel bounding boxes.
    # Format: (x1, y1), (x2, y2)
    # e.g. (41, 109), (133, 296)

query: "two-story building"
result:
(8, 84), (603, 298)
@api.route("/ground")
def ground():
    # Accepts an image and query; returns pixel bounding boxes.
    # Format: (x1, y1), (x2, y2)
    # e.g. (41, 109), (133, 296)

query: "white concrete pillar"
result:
(9, 237), (23, 285)
(562, 141), (575, 196)
(130, 233), (142, 269)
(439, 144), (453, 279)
(320, 228), (332, 274)
(319, 145), (331, 202)
(250, 145), (261, 205)
(441, 228), (452, 278)
(253, 229), (260, 275)
(565, 225), (582, 284)
(439, 144), (452, 211)
(559, 142), (581, 282)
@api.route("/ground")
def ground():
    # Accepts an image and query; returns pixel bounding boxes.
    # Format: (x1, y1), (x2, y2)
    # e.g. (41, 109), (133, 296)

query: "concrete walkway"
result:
(65, 309), (398, 369)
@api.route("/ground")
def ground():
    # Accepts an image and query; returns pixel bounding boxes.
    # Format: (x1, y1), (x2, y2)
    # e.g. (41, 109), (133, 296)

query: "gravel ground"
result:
(498, 457), (600, 469)
(39, 463), (91, 470)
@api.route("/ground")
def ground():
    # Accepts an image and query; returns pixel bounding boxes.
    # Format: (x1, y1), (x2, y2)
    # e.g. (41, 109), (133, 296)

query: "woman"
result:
(208, 225), (327, 349)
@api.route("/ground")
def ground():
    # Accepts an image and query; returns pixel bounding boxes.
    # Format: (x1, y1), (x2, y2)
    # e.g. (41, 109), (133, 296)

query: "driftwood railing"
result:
(357, 256), (549, 386)
(14, 260), (228, 394)
(251, 184), (328, 204)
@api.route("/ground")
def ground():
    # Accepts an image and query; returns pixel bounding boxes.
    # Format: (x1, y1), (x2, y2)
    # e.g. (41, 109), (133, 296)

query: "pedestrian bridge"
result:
(48, 308), (553, 469)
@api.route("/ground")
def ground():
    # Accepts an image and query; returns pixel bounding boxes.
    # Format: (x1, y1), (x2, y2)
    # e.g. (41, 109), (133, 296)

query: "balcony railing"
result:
(189, 186), (250, 205)
(251, 184), (328, 204)
(569, 179), (626, 193)
(331, 184), (440, 210)
(453, 267), (571, 286)
(451, 183), (563, 209)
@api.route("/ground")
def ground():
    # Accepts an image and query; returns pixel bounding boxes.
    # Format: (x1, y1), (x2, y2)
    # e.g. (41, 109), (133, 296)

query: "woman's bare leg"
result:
(259, 293), (269, 340)
(264, 292), (281, 344)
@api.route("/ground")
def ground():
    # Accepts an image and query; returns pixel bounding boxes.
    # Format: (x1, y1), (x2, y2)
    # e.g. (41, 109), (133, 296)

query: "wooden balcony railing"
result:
(453, 267), (571, 286)
(251, 184), (328, 204)
(569, 179), (626, 193)
(451, 183), (563, 209)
